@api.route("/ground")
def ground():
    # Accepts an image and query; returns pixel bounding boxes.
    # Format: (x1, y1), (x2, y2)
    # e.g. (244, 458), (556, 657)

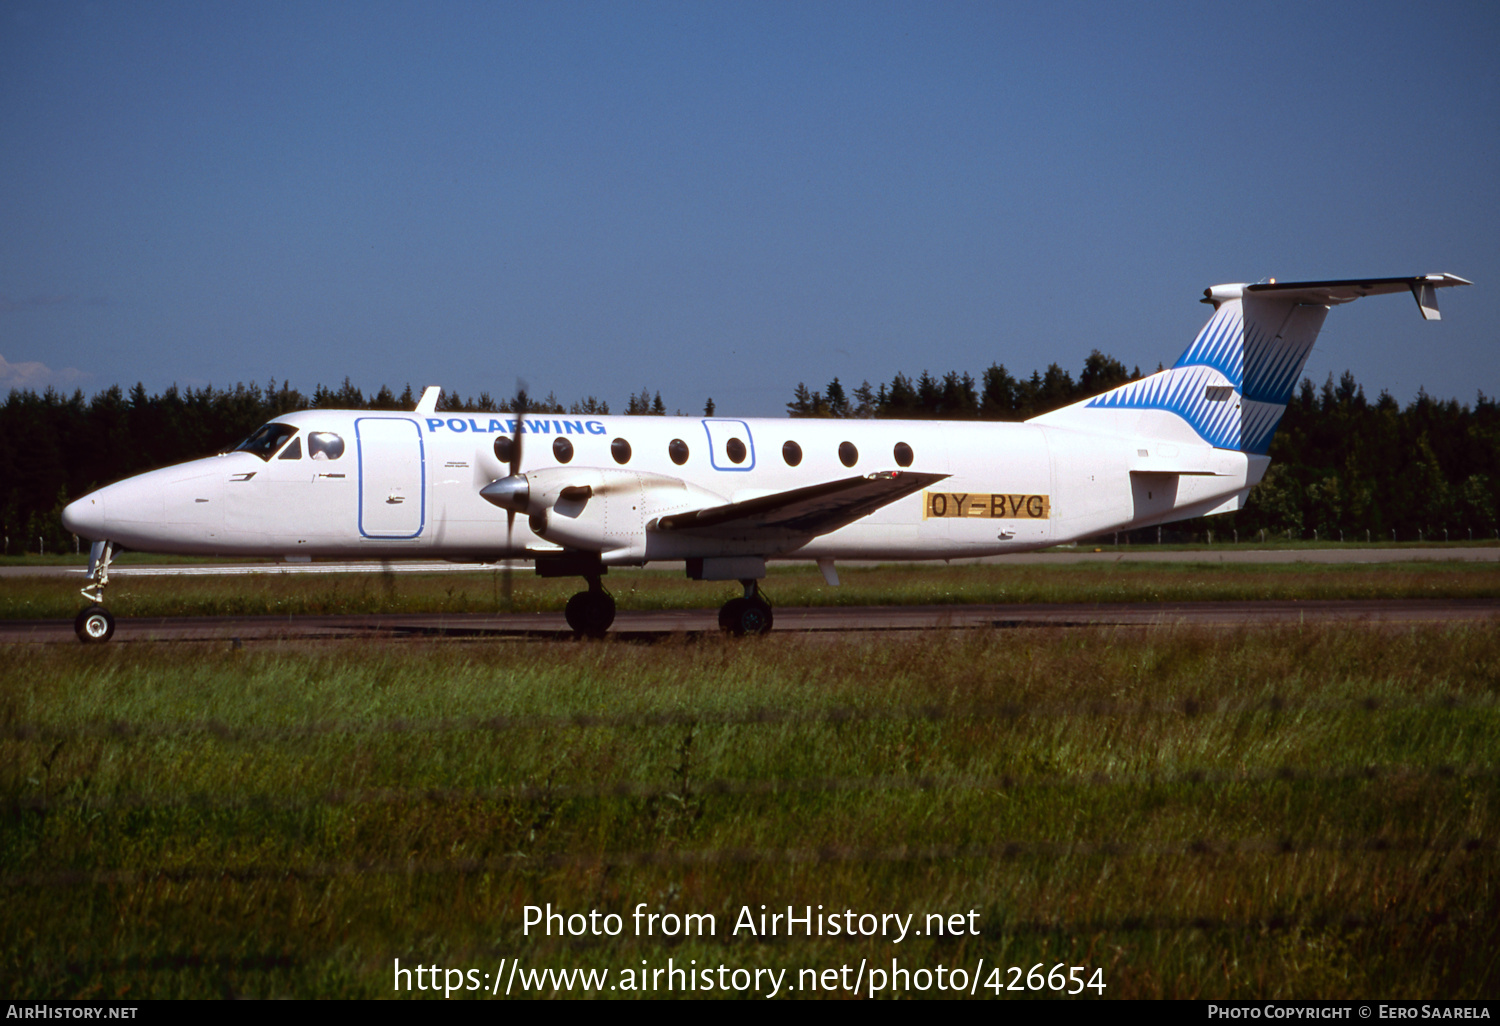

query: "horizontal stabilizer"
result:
(1238, 273), (1470, 320)
(655, 470), (947, 537)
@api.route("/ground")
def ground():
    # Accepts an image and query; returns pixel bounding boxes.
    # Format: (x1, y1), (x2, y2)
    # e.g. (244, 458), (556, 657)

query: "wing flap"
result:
(654, 470), (948, 537)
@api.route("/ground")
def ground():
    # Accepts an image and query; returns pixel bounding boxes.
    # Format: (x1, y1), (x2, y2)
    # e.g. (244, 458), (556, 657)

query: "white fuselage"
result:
(64, 409), (1264, 564)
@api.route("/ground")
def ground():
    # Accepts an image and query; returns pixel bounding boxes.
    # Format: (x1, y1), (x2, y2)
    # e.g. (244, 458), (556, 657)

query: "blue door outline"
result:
(355, 417), (427, 538)
(702, 419), (756, 471)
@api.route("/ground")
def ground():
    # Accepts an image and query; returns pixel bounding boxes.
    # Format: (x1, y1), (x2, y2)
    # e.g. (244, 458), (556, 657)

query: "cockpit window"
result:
(277, 437), (303, 460)
(234, 423), (299, 461)
(308, 432), (345, 460)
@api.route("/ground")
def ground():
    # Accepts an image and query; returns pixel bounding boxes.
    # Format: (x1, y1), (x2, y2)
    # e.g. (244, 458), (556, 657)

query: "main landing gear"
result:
(563, 575), (616, 639)
(535, 553), (616, 639)
(75, 540), (117, 644)
(542, 554), (773, 638)
(718, 579), (773, 637)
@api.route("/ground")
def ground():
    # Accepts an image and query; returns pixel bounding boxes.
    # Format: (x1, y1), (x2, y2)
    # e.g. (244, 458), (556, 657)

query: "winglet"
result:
(414, 386), (442, 414)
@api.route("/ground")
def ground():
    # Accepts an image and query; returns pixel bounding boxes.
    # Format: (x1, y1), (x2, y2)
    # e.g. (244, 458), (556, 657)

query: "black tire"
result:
(75, 605), (115, 644)
(741, 598), (773, 635)
(718, 598), (745, 632)
(720, 597), (773, 636)
(565, 590), (615, 638)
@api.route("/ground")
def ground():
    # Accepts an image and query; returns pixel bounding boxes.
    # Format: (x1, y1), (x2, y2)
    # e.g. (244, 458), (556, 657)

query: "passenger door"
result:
(356, 417), (426, 538)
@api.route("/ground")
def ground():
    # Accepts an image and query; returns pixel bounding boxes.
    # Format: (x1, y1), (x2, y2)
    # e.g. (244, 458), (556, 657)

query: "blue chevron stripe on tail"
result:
(1028, 275), (1467, 454)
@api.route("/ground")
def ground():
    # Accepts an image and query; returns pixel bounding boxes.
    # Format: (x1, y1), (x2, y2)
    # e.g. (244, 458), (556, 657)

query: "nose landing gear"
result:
(75, 540), (118, 644)
(719, 579), (773, 636)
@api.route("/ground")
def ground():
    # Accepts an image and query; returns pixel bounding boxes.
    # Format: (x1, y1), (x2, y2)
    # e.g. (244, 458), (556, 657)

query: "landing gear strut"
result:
(564, 575), (615, 638)
(75, 540), (117, 644)
(719, 579), (773, 636)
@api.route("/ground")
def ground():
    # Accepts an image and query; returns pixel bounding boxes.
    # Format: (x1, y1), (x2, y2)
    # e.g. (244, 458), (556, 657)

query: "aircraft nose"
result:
(62, 493), (106, 540)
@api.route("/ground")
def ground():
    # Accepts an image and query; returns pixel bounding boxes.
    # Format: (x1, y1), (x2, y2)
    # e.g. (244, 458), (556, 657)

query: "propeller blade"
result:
(510, 384), (528, 479)
(503, 380), (529, 611)
(504, 511), (514, 609)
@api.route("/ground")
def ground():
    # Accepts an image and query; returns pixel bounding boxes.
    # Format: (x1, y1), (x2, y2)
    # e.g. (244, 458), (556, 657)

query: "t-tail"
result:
(1032, 274), (1470, 454)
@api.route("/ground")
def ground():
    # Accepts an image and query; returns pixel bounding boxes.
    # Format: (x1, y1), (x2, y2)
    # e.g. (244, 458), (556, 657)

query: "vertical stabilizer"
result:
(1030, 274), (1468, 454)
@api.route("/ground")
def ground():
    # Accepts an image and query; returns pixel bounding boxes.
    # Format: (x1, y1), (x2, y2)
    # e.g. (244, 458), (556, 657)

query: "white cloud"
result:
(0, 353), (89, 391)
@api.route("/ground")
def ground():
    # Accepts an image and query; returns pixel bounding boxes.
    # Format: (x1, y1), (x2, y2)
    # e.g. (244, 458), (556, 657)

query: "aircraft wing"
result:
(653, 470), (948, 537)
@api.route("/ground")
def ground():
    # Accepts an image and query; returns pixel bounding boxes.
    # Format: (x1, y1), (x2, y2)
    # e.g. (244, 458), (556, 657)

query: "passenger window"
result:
(553, 437), (574, 463)
(893, 442), (913, 467)
(234, 423), (298, 462)
(839, 441), (858, 467)
(725, 437), (746, 464)
(669, 438), (689, 465)
(782, 441), (802, 467)
(278, 437), (303, 460)
(611, 438), (632, 464)
(494, 436), (514, 463)
(308, 432), (345, 460)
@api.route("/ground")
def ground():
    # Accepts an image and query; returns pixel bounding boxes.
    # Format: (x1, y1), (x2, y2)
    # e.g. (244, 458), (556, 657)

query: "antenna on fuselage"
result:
(414, 386), (442, 414)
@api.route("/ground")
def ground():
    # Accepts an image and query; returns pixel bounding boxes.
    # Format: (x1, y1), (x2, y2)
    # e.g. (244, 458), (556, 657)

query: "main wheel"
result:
(75, 605), (115, 644)
(719, 597), (773, 636)
(564, 590), (616, 638)
(718, 598), (745, 632)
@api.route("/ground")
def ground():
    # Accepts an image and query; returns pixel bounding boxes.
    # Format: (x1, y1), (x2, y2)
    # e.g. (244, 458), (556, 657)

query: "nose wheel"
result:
(75, 605), (116, 643)
(564, 577), (615, 638)
(719, 579), (773, 636)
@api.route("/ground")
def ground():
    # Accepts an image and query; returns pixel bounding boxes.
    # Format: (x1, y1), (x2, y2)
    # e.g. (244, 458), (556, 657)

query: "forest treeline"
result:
(2, 355), (1496, 554)
(785, 351), (1143, 420)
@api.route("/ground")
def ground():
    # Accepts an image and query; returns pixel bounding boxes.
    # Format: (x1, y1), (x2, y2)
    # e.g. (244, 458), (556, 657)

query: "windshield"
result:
(233, 423), (299, 461)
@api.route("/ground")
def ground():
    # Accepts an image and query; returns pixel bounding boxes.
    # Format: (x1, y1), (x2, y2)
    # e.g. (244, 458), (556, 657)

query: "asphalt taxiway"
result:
(3, 598), (1496, 645)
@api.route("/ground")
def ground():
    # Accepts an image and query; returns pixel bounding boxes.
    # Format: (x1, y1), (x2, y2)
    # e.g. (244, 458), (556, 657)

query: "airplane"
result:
(61, 273), (1469, 643)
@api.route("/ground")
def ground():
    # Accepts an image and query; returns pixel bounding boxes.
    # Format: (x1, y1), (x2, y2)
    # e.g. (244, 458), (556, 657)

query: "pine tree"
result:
(825, 377), (849, 417)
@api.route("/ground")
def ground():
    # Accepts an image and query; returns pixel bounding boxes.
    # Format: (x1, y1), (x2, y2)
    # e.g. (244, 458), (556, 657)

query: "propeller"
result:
(479, 383), (529, 609)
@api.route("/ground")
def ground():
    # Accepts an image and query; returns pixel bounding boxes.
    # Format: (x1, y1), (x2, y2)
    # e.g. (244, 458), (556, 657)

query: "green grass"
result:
(3, 625), (1498, 998)
(4, 560), (1499, 621)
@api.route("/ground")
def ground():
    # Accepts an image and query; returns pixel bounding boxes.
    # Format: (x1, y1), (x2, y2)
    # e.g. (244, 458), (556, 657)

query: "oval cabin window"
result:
(839, 441), (858, 467)
(669, 438), (689, 465)
(611, 438), (632, 464)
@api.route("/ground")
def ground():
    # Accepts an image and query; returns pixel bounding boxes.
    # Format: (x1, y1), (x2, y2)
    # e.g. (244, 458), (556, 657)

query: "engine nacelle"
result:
(509, 467), (728, 565)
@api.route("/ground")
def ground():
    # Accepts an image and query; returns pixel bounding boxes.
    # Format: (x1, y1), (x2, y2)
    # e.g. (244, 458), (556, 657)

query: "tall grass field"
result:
(3, 623), (1497, 998)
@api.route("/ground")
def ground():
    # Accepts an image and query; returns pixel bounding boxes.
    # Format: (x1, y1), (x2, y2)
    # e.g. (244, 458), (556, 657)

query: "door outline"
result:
(355, 417), (426, 538)
(702, 419), (756, 472)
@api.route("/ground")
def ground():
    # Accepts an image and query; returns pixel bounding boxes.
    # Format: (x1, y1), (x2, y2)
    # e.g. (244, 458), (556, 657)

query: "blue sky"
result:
(2, 1), (1495, 415)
